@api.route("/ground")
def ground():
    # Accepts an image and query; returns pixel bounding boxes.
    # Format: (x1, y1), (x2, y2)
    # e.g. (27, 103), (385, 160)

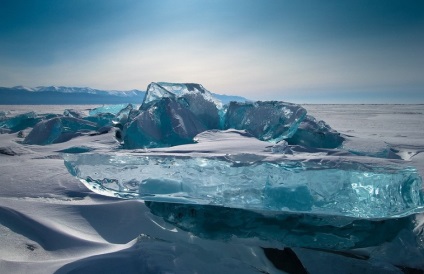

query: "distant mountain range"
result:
(0, 86), (248, 105)
(0, 86), (145, 105)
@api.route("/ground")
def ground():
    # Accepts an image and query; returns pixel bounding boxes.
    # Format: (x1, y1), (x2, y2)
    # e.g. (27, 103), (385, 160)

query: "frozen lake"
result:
(1, 104), (424, 273)
(304, 104), (424, 143)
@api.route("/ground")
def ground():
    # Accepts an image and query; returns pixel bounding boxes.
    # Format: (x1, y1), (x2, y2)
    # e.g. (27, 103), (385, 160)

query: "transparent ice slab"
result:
(63, 151), (424, 219)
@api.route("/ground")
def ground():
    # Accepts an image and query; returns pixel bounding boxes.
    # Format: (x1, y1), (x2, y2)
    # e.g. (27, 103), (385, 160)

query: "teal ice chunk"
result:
(143, 82), (222, 106)
(63, 153), (424, 219)
(119, 83), (224, 148)
(0, 111), (8, 120)
(122, 97), (206, 148)
(84, 113), (115, 128)
(64, 109), (85, 119)
(113, 108), (141, 143)
(159, 82), (223, 128)
(141, 82), (222, 129)
(89, 104), (130, 116)
(113, 109), (140, 134)
(286, 115), (345, 148)
(84, 104), (134, 128)
(178, 91), (221, 129)
(224, 101), (307, 143)
(43, 113), (60, 120)
(24, 117), (98, 145)
(0, 112), (61, 133)
(141, 82), (175, 105)
(0, 112), (40, 132)
(112, 103), (135, 126)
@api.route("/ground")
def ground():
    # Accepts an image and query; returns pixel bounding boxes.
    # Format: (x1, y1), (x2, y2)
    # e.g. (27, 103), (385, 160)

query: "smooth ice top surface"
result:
(142, 82), (223, 109)
(141, 82), (175, 106)
(64, 130), (424, 219)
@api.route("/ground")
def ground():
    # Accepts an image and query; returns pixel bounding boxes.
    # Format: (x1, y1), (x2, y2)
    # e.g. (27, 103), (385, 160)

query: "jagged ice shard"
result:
(225, 101), (306, 142)
(24, 117), (98, 145)
(117, 83), (223, 148)
(0, 112), (58, 133)
(89, 103), (132, 116)
(286, 115), (344, 148)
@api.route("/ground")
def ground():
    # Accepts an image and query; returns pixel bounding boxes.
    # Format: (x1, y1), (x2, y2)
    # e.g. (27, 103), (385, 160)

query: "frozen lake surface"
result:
(1, 104), (424, 273)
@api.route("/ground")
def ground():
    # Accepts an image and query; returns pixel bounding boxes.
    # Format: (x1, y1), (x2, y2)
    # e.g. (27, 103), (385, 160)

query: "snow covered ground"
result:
(1, 104), (424, 273)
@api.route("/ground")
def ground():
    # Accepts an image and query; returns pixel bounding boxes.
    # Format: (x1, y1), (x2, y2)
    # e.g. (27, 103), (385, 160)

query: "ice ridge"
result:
(116, 82), (316, 148)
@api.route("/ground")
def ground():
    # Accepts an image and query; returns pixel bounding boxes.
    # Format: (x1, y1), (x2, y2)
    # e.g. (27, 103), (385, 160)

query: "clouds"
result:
(0, 0), (423, 102)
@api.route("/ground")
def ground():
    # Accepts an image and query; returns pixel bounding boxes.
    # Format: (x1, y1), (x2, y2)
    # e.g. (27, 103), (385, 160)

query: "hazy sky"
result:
(1, 0), (423, 103)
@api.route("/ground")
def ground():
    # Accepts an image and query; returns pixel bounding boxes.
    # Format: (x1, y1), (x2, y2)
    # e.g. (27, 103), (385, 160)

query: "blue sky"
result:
(0, 0), (423, 103)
